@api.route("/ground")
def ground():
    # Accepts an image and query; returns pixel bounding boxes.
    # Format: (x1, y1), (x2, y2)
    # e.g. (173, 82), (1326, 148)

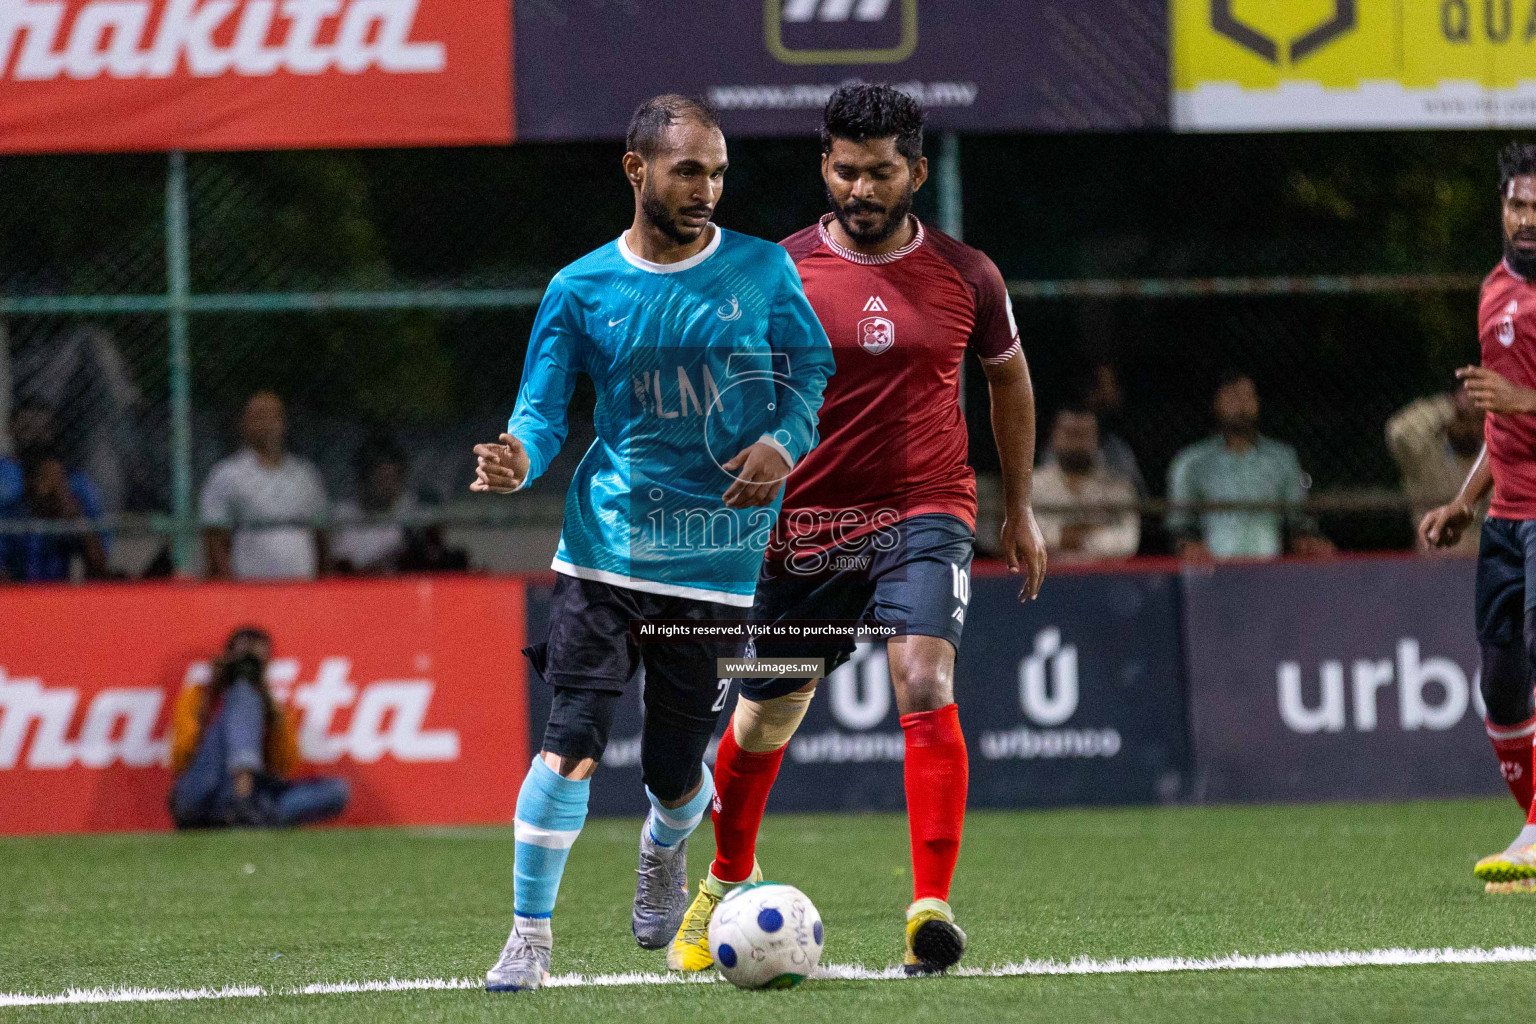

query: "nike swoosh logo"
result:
(609, 316), (629, 327)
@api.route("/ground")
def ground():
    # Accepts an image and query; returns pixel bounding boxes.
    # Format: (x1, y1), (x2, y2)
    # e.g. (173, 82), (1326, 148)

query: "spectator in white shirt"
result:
(200, 392), (328, 580)
(331, 434), (417, 574)
(1033, 405), (1140, 563)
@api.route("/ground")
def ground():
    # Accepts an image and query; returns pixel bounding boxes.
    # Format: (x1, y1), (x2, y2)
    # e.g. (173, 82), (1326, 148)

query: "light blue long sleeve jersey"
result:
(507, 226), (835, 606)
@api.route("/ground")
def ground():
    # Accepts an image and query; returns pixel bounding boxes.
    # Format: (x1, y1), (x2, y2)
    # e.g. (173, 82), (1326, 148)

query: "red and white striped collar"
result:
(818, 213), (925, 265)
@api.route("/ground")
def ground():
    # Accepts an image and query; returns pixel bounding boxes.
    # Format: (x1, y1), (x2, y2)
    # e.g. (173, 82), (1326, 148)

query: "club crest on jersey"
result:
(1500, 299), (1518, 347)
(858, 316), (895, 355)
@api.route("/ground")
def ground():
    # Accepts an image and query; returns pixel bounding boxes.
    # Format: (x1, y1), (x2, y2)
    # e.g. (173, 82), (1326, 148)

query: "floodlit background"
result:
(7, 2), (1536, 1018)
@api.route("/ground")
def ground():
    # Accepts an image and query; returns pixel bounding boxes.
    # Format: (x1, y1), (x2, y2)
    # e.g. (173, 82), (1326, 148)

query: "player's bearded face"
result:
(635, 124), (725, 248)
(822, 137), (927, 248)
(1504, 175), (1536, 277)
(829, 179), (915, 247)
(642, 176), (709, 246)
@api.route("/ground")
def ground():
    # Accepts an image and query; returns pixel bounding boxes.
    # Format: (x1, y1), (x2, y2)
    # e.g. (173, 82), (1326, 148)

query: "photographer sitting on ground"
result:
(169, 627), (349, 829)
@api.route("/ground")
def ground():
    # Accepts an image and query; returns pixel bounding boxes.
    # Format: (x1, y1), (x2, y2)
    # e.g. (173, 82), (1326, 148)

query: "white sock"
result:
(1506, 823), (1536, 852)
(513, 915), (553, 947)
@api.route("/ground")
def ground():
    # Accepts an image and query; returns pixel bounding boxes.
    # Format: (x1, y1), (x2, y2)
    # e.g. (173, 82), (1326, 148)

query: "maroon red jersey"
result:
(771, 214), (1021, 561)
(1481, 261), (1536, 520)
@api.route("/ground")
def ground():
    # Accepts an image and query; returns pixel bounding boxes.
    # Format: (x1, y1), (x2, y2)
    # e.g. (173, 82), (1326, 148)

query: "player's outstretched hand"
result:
(1001, 505), (1047, 602)
(1458, 365), (1536, 415)
(1418, 501), (1472, 549)
(722, 442), (791, 508)
(471, 434), (531, 494)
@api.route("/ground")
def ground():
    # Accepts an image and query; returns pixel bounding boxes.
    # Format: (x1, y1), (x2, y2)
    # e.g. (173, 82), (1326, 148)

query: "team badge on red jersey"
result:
(1500, 300), (1518, 347)
(858, 315), (895, 354)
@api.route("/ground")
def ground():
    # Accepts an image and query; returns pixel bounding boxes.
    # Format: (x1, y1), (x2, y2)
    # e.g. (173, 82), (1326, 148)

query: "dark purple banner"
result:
(513, 0), (1168, 141)
(1182, 557), (1501, 804)
(525, 570), (1188, 818)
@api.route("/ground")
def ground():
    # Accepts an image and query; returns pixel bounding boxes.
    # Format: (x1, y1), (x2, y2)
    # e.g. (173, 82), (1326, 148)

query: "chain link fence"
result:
(0, 131), (1511, 579)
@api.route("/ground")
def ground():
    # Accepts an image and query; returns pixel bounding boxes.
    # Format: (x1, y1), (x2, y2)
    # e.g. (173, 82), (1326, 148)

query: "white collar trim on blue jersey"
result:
(618, 224), (722, 274)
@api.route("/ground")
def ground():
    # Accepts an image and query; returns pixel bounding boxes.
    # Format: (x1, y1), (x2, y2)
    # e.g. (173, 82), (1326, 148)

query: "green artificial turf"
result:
(4, 799), (1536, 1021)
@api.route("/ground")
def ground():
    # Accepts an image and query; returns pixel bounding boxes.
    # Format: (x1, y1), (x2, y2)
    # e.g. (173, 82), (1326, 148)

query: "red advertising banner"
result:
(0, 0), (513, 153)
(0, 576), (528, 834)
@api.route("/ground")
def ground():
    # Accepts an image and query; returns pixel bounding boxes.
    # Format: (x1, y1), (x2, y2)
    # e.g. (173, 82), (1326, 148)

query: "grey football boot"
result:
(485, 917), (553, 992)
(631, 824), (689, 949)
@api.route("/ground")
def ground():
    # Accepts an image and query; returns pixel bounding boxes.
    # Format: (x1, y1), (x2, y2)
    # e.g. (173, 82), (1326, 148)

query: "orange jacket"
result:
(170, 683), (301, 779)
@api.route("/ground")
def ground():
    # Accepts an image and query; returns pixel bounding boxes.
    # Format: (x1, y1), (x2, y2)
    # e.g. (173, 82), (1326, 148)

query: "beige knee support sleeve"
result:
(733, 687), (816, 753)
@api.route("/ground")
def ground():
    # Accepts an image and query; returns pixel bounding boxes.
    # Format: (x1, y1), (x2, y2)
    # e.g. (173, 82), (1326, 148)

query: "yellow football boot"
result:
(1486, 877), (1536, 894)
(903, 898), (967, 976)
(666, 860), (762, 971)
(1475, 844), (1536, 883)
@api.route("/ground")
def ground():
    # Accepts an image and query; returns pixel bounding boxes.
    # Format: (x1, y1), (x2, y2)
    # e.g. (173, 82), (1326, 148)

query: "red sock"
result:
(1487, 715), (1536, 812)
(710, 720), (786, 884)
(901, 704), (968, 904)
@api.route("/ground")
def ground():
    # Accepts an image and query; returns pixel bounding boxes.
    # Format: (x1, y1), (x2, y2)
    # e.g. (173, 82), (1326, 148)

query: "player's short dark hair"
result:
(1500, 143), (1536, 195)
(821, 83), (925, 163)
(625, 94), (721, 161)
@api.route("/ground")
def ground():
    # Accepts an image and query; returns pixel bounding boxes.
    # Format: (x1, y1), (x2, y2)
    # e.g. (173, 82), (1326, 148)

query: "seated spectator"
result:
(1387, 390), (1485, 555)
(1033, 406), (1140, 562)
(0, 400), (107, 582)
(200, 392), (328, 579)
(1040, 362), (1147, 497)
(1167, 372), (1334, 561)
(14, 322), (154, 516)
(169, 627), (348, 829)
(331, 433), (418, 574)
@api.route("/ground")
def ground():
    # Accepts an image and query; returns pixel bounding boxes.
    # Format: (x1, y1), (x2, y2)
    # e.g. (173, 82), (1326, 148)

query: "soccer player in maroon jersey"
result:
(1421, 143), (1536, 891)
(668, 84), (1048, 973)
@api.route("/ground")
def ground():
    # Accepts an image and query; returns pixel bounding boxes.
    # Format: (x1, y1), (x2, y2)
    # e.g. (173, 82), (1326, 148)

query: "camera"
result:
(222, 653), (266, 690)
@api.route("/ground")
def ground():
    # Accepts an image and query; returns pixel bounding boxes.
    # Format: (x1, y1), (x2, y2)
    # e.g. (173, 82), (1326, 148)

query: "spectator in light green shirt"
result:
(1166, 373), (1335, 561)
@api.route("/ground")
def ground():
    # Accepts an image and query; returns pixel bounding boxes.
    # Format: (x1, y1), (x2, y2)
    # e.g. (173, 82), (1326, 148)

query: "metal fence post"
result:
(938, 131), (962, 242)
(166, 151), (194, 574)
(937, 131), (964, 415)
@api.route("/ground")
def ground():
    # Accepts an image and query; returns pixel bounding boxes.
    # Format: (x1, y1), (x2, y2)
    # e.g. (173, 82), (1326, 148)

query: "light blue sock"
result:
(513, 757), (591, 918)
(645, 765), (714, 848)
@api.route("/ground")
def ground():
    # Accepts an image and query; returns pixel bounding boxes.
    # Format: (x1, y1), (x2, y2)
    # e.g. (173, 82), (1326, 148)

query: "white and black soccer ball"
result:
(708, 882), (824, 990)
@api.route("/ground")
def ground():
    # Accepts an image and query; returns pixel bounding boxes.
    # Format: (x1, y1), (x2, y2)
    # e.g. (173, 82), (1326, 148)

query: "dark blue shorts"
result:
(739, 513), (974, 702)
(1474, 517), (1536, 645)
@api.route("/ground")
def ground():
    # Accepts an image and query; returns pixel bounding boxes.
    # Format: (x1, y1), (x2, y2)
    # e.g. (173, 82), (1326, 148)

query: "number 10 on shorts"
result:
(951, 562), (970, 604)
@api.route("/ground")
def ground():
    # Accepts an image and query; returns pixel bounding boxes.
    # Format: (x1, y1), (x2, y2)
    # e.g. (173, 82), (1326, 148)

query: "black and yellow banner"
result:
(1175, 0), (1536, 129)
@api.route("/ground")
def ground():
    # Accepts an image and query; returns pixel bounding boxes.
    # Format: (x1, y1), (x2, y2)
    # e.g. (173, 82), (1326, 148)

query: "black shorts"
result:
(740, 513), (974, 702)
(524, 573), (745, 732)
(1475, 517), (1536, 644)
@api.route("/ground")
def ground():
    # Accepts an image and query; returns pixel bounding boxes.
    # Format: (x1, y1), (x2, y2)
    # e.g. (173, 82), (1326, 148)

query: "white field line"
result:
(5, 946), (1536, 1007)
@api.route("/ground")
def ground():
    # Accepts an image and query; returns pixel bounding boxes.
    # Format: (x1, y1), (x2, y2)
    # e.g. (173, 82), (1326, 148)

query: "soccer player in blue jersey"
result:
(471, 94), (834, 993)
